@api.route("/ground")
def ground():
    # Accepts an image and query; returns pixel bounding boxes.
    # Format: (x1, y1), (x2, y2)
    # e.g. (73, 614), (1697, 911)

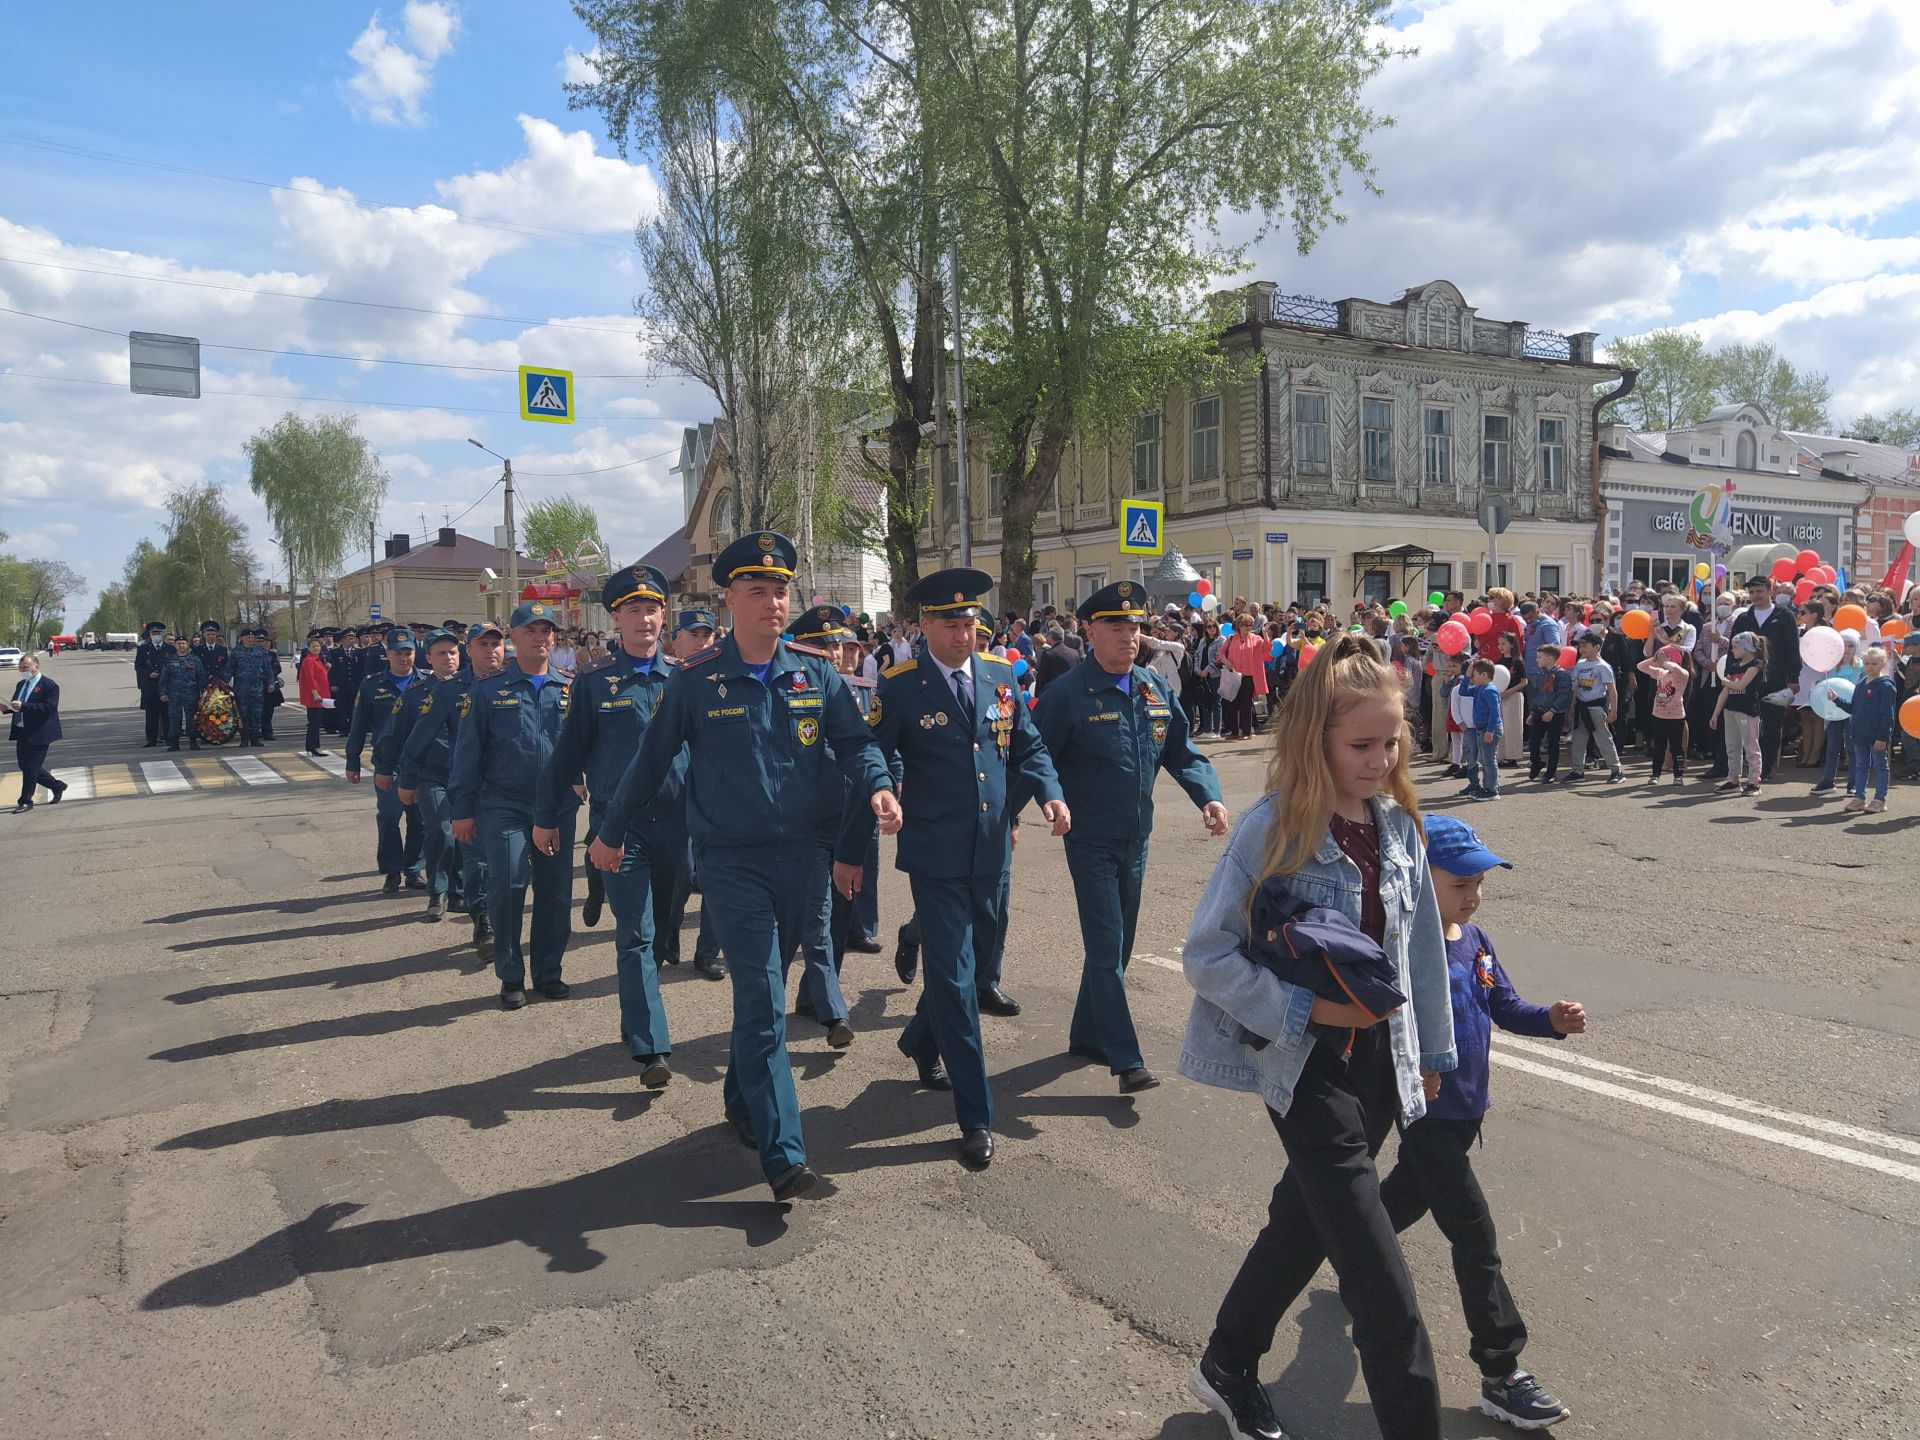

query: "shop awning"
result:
(1723, 541), (1795, 583)
(518, 582), (580, 601)
(1351, 542), (1435, 595)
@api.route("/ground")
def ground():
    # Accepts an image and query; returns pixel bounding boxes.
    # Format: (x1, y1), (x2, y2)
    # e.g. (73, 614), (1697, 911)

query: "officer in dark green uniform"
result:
(345, 627), (425, 894)
(590, 533), (898, 1203)
(450, 600), (574, 1010)
(1026, 580), (1227, 1093)
(844, 568), (1068, 1170)
(534, 564), (686, 1088)
(392, 628), (467, 921)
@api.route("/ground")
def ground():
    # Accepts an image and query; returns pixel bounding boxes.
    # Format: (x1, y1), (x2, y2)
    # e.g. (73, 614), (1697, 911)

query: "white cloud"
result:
(346, 2), (460, 127)
(438, 115), (660, 236)
(558, 48), (601, 87)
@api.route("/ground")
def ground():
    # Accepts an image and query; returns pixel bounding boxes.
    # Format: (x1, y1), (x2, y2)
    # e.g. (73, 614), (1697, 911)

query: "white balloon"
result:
(1490, 663), (1511, 691)
(1715, 654), (1728, 682)
(1905, 510), (1920, 548)
(1799, 624), (1844, 673)
(1200, 593), (1220, 612)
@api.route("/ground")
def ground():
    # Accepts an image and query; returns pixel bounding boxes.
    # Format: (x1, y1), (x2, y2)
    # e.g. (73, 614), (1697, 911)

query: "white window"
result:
(1631, 555), (1693, 588)
(1482, 414), (1512, 488)
(1362, 398), (1393, 483)
(1539, 563), (1564, 594)
(1296, 557), (1328, 605)
(1294, 391), (1330, 477)
(1033, 573), (1056, 612)
(1133, 412), (1161, 494)
(1539, 416), (1567, 491)
(1073, 570), (1107, 610)
(1423, 407), (1453, 486)
(1190, 395), (1221, 484)
(1426, 561), (1454, 594)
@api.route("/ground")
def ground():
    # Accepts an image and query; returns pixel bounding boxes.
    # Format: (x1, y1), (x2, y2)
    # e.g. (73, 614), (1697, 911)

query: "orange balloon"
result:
(1833, 604), (1869, 633)
(1903, 695), (1920, 739)
(1882, 617), (1910, 639)
(1619, 610), (1652, 641)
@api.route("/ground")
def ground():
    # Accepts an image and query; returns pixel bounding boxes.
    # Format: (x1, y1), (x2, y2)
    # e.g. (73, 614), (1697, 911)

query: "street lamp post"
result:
(468, 439), (517, 610)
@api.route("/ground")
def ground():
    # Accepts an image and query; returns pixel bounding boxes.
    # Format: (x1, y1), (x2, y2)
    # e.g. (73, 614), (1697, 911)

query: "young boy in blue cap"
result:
(1381, 814), (1586, 1431)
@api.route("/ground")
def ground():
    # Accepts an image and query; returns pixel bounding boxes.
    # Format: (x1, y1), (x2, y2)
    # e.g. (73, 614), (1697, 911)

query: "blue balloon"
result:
(1270, 637), (1286, 658)
(1188, 591), (1203, 607)
(1220, 622), (1234, 637)
(1012, 656), (1029, 677)
(1812, 676), (1855, 723)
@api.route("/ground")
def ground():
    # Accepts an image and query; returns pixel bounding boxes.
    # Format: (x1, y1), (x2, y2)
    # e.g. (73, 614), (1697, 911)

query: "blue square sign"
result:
(519, 365), (574, 424)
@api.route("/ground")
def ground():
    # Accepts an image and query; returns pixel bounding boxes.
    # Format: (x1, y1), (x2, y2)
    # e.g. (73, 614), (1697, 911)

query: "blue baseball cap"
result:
(509, 600), (559, 629)
(1424, 815), (1512, 876)
(385, 628), (417, 651)
(675, 608), (716, 635)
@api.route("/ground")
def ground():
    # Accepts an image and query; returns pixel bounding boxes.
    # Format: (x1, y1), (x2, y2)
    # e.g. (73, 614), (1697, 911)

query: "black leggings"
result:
(1207, 1027), (1440, 1439)
(1647, 715), (1686, 777)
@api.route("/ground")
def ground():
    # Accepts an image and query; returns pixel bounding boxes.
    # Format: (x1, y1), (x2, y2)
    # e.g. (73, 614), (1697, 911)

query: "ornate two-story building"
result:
(918, 280), (1621, 611)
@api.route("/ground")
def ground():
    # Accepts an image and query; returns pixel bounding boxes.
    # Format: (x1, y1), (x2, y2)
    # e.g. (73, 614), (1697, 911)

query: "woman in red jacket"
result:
(1221, 615), (1273, 740)
(297, 635), (332, 756)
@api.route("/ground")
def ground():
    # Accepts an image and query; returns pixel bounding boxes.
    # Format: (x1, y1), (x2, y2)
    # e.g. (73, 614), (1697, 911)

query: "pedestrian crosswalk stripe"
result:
(140, 758), (192, 794)
(50, 767), (94, 800)
(263, 754), (328, 782)
(91, 765), (139, 798)
(224, 754), (287, 786)
(180, 756), (241, 789)
(301, 750), (349, 778)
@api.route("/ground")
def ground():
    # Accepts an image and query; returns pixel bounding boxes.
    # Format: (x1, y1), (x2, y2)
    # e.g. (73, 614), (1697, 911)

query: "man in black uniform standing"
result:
(134, 621), (169, 746)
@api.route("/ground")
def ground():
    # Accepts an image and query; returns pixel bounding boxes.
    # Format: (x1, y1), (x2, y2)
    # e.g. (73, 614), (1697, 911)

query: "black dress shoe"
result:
(10, 801), (31, 814)
(382, 872), (402, 895)
(1119, 1067), (1162, 1095)
(500, 984), (527, 1011)
(143, 740), (159, 748)
(447, 896), (468, 915)
(959, 1130), (994, 1169)
(636, 1056), (671, 1089)
(403, 869), (427, 891)
(726, 1109), (757, 1149)
(581, 890), (603, 928)
(826, 1019), (854, 1050)
(977, 986), (1021, 1018)
(46, 786), (63, 804)
(771, 1163), (818, 1202)
(909, 1052), (952, 1091)
(536, 979), (571, 1000)
(693, 955), (727, 981)
(473, 922), (494, 964)
(1067, 1043), (1105, 1063)
(894, 923), (920, 984)
(847, 935), (883, 954)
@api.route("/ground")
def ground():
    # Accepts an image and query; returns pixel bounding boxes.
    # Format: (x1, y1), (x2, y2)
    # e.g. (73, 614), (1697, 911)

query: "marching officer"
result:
(829, 618), (893, 974)
(230, 628), (275, 746)
(160, 633), (206, 750)
(843, 568), (1068, 1170)
(391, 628), (467, 921)
(327, 627), (361, 736)
(135, 621), (169, 746)
(192, 621), (230, 684)
(662, 608), (727, 980)
(450, 600), (575, 1011)
(589, 532), (899, 1203)
(345, 626), (426, 894)
(1026, 580), (1227, 1094)
(534, 564), (687, 1087)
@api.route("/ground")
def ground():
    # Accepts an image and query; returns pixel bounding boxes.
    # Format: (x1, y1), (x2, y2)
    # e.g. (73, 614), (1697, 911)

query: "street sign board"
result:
(1265, 531), (1288, 544)
(1479, 498), (1511, 536)
(129, 331), (200, 398)
(519, 365), (574, 424)
(1118, 498), (1165, 556)
(369, 603), (382, 620)
(1232, 547), (1254, 561)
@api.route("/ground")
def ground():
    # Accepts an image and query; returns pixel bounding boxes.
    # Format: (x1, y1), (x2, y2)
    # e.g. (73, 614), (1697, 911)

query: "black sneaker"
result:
(381, 872), (402, 895)
(536, 979), (571, 1000)
(1479, 1369), (1570, 1429)
(1188, 1352), (1287, 1440)
(424, 896), (445, 922)
(1607, 769), (1625, 784)
(1559, 771), (1584, 783)
(500, 983), (527, 1011)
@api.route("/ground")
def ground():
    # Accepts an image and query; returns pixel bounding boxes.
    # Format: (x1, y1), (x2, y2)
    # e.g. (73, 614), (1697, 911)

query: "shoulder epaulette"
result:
(848, 674), (876, 689)
(976, 652), (1014, 667)
(577, 655), (615, 676)
(882, 658), (918, 679)
(785, 640), (829, 659)
(682, 644), (722, 667)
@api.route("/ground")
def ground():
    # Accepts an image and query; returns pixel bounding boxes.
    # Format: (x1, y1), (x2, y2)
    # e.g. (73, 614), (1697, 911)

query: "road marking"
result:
(224, 754), (286, 786)
(301, 750), (349, 778)
(91, 765), (138, 798)
(179, 757), (240, 789)
(1136, 953), (1184, 974)
(139, 759), (192, 794)
(1490, 1049), (1920, 1185)
(50, 767), (93, 800)
(1495, 1035), (1920, 1159)
(263, 754), (328, 782)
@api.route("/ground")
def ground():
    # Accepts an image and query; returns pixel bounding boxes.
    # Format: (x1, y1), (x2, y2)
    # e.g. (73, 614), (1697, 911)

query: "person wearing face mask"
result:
(1730, 576), (1802, 782)
(1692, 592), (1734, 778)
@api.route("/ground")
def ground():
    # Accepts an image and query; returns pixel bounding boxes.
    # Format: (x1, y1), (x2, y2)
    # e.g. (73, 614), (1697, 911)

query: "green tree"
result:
(1847, 405), (1920, 449)
(243, 412), (390, 642)
(1602, 330), (1719, 430)
(158, 483), (251, 634)
(79, 582), (136, 637)
(522, 492), (609, 569)
(1712, 342), (1830, 430)
(0, 557), (86, 646)
(122, 539), (172, 632)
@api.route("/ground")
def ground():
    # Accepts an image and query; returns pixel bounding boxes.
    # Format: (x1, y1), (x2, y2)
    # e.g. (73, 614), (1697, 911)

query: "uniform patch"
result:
(458, 693), (472, 719)
(867, 695), (883, 727)
(685, 644), (722, 666)
(797, 717), (819, 746)
(758, 532), (778, 552)
(882, 658), (918, 679)
(1152, 718), (1169, 744)
(706, 705), (748, 721)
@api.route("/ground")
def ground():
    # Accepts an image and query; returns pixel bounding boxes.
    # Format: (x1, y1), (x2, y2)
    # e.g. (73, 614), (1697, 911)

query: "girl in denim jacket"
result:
(1183, 633), (1456, 1440)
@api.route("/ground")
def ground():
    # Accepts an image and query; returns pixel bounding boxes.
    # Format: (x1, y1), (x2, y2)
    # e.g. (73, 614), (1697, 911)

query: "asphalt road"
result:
(3, 652), (1915, 1439)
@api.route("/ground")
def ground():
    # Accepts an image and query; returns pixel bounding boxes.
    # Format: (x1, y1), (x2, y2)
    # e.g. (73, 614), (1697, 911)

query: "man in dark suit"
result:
(134, 621), (168, 746)
(7, 654), (66, 812)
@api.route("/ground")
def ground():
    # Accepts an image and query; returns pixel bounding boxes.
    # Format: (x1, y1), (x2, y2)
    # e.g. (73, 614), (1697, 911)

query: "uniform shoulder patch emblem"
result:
(867, 694), (883, 726)
(881, 658), (918, 679)
(457, 692), (472, 719)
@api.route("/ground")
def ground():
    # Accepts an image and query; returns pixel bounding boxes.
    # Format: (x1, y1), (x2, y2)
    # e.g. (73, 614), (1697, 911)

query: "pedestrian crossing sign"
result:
(518, 365), (574, 424)
(1118, 497), (1164, 556)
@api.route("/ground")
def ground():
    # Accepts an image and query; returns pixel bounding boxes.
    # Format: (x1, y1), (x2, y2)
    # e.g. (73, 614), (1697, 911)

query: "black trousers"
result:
(1207, 1027), (1441, 1439)
(14, 740), (62, 805)
(1759, 700), (1786, 779)
(1378, 1115), (1529, 1380)
(143, 701), (162, 744)
(304, 708), (324, 751)
(1527, 712), (1563, 777)
(1647, 715), (1686, 777)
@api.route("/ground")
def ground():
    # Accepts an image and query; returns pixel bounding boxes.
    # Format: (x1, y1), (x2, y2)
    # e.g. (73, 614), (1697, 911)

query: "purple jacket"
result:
(1425, 924), (1560, 1121)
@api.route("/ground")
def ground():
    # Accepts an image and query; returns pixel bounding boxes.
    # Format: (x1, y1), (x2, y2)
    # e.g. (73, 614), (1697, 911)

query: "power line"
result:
(0, 132), (636, 251)
(0, 249), (640, 335)
(0, 303), (651, 378)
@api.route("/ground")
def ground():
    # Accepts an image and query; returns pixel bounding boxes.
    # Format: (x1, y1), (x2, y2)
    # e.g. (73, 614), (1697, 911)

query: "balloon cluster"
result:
(1186, 578), (1219, 613)
(1768, 549), (1838, 605)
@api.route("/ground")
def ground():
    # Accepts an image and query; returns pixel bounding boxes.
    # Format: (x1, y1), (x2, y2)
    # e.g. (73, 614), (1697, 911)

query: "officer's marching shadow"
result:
(164, 941), (477, 1005)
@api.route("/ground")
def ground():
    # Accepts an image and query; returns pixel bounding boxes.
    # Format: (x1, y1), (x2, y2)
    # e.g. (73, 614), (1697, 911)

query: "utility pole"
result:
(503, 459), (518, 607)
(949, 241), (972, 567)
(932, 281), (949, 562)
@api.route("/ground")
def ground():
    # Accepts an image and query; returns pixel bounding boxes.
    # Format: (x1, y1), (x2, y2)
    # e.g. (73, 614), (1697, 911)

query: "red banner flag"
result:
(1883, 541), (1912, 597)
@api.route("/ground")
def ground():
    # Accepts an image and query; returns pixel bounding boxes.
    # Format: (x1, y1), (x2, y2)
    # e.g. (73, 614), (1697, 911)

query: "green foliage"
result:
(244, 411), (390, 638)
(124, 484), (252, 634)
(0, 556), (86, 647)
(1847, 406), (1920, 450)
(1712, 342), (1830, 431)
(1602, 332), (1831, 431)
(78, 582), (136, 637)
(522, 493), (609, 568)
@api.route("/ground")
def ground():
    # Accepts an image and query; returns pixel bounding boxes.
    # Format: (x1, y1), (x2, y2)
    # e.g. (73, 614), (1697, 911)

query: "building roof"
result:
(637, 525), (694, 582)
(336, 531), (532, 580)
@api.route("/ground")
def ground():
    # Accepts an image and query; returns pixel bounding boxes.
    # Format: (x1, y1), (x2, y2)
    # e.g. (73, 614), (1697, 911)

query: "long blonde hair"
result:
(1255, 632), (1421, 883)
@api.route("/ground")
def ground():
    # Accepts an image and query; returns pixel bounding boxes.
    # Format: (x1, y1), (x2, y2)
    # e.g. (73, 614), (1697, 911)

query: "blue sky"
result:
(7, 1), (1920, 622)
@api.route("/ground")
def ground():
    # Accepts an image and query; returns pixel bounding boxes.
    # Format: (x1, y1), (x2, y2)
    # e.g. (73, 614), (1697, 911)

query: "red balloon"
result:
(1435, 620), (1471, 656)
(1465, 608), (1493, 635)
(1195, 578), (1211, 597)
(1298, 644), (1318, 666)
(1794, 578), (1816, 604)
(1812, 565), (1836, 585)
(1795, 549), (1821, 574)
(1557, 645), (1577, 669)
(1770, 557), (1797, 582)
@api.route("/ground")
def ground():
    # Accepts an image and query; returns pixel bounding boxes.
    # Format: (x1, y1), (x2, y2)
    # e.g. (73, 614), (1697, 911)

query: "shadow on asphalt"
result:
(149, 891), (384, 925)
(165, 909), (428, 954)
(165, 943), (483, 1004)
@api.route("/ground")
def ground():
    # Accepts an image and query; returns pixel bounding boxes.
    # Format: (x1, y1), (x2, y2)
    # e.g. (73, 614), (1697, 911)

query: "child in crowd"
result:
(1181, 633), (1457, 1440)
(1810, 635), (1864, 796)
(1842, 646), (1898, 814)
(1711, 631), (1766, 795)
(1564, 632), (1623, 784)
(1636, 644), (1690, 784)
(1381, 815), (1584, 1432)
(1446, 659), (1471, 775)
(1459, 658), (1503, 800)
(1527, 644), (1571, 782)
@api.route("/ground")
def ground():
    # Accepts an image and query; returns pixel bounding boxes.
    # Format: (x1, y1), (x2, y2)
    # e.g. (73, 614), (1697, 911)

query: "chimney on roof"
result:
(437, 527), (457, 547)
(385, 533), (410, 558)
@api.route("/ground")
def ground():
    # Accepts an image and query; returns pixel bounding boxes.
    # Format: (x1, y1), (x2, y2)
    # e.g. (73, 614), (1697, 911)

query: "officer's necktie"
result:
(952, 668), (975, 724)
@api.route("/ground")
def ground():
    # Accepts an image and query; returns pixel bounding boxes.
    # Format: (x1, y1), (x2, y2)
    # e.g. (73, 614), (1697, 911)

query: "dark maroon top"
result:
(1328, 812), (1385, 945)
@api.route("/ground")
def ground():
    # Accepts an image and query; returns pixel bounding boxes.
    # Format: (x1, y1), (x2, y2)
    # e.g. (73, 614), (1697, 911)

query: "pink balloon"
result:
(1435, 621), (1471, 656)
(1465, 608), (1493, 636)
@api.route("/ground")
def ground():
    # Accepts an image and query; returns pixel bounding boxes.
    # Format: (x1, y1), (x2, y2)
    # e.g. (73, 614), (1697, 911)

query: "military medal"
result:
(717, 683), (727, 698)
(934, 711), (948, 726)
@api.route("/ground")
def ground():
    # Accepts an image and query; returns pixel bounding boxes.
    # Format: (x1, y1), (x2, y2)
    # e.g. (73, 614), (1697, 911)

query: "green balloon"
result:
(1427, 591), (1444, 606)
(1388, 600), (1409, 617)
